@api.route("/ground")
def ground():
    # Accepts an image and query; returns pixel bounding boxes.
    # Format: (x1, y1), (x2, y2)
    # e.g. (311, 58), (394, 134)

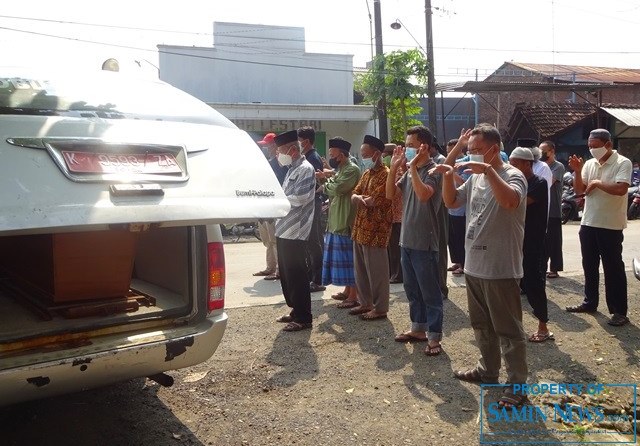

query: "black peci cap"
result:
(274, 130), (299, 147)
(363, 134), (384, 152)
(329, 138), (352, 154)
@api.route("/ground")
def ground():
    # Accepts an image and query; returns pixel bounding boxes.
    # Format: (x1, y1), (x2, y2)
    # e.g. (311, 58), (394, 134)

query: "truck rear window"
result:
(0, 70), (235, 127)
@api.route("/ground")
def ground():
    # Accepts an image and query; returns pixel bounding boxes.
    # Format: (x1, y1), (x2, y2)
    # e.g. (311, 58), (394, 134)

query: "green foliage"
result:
(354, 49), (429, 142)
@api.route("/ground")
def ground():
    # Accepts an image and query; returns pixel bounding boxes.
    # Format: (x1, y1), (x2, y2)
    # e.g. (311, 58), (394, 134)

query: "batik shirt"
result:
(351, 164), (392, 248)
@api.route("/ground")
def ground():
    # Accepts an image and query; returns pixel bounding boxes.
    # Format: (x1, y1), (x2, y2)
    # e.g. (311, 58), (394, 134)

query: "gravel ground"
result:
(3, 273), (639, 446)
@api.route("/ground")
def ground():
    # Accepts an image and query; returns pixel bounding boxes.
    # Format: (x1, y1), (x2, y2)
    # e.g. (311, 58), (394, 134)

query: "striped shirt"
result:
(275, 156), (316, 240)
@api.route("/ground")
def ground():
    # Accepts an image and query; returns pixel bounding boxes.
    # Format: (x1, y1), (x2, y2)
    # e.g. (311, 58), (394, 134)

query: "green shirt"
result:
(324, 160), (361, 236)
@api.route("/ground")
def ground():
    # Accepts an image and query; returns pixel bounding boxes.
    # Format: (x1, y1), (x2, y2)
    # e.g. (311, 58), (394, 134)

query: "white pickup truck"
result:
(0, 67), (289, 405)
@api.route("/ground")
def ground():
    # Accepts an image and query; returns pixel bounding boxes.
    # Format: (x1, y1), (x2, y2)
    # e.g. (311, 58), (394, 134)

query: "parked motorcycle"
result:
(221, 222), (261, 242)
(628, 188), (640, 220)
(561, 188), (585, 224)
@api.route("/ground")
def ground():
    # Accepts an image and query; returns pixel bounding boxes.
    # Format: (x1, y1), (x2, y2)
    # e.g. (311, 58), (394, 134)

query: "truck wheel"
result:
(628, 202), (640, 220)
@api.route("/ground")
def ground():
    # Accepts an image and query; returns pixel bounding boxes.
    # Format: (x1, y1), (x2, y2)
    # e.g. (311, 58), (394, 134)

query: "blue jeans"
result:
(401, 247), (443, 341)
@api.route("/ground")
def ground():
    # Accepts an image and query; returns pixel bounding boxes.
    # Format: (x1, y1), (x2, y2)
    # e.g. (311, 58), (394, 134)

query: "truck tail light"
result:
(207, 242), (225, 312)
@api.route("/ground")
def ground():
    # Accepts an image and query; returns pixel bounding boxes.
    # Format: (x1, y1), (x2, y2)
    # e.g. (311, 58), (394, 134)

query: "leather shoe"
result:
(309, 282), (326, 292)
(565, 304), (597, 313)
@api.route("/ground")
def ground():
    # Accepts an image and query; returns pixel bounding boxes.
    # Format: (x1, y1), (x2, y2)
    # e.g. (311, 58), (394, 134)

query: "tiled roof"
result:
(494, 62), (640, 84)
(508, 102), (597, 138)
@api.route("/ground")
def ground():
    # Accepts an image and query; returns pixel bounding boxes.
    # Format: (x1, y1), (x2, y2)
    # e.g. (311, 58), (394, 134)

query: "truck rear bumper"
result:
(0, 312), (227, 406)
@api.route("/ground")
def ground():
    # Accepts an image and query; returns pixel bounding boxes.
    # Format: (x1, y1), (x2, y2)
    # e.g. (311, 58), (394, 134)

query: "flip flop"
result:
(336, 300), (359, 309)
(349, 306), (372, 315)
(276, 315), (294, 323)
(253, 270), (273, 277)
(264, 274), (280, 281)
(528, 332), (555, 343)
(546, 272), (560, 279)
(282, 321), (312, 332)
(359, 311), (387, 321)
(331, 292), (348, 301)
(424, 344), (443, 356)
(394, 332), (427, 343)
(452, 267), (464, 275)
(447, 264), (460, 271)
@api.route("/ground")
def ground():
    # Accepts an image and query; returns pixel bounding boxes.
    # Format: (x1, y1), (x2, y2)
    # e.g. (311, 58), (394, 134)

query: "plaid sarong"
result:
(321, 232), (356, 286)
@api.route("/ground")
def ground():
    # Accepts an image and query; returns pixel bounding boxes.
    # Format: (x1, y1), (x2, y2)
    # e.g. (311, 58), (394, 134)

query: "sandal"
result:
(360, 311), (387, 321)
(452, 267), (464, 276)
(394, 332), (427, 343)
(336, 300), (359, 309)
(276, 315), (294, 323)
(546, 271), (559, 279)
(528, 331), (555, 343)
(447, 264), (460, 271)
(453, 368), (497, 384)
(264, 273), (280, 281)
(331, 292), (348, 301)
(607, 314), (630, 326)
(253, 270), (273, 276)
(348, 306), (372, 315)
(499, 388), (529, 408)
(282, 321), (312, 332)
(424, 344), (443, 356)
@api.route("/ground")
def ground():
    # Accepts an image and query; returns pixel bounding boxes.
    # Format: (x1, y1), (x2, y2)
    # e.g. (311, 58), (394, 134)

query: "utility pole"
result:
(424, 0), (438, 140)
(373, 0), (388, 142)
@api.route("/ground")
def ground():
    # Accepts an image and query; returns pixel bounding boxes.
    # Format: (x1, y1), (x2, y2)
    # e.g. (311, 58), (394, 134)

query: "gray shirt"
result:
(456, 164), (527, 279)
(397, 162), (442, 251)
(548, 160), (565, 218)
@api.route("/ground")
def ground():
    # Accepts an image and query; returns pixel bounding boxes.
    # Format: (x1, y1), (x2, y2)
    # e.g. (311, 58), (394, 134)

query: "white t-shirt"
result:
(581, 150), (632, 230)
(533, 160), (553, 211)
(457, 164), (527, 279)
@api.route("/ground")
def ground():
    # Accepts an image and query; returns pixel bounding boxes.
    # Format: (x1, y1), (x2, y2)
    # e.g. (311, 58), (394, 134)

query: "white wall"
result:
(159, 22), (354, 105)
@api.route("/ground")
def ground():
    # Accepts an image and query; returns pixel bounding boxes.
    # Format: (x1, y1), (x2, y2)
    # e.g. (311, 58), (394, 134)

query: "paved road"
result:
(224, 220), (640, 309)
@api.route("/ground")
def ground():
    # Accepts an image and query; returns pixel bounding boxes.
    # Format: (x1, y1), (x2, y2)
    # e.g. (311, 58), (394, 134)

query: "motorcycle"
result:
(628, 188), (640, 220)
(221, 222), (261, 242)
(561, 187), (585, 224)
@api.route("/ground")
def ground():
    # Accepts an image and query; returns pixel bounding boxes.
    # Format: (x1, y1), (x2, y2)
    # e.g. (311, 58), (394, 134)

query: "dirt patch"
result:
(2, 273), (639, 445)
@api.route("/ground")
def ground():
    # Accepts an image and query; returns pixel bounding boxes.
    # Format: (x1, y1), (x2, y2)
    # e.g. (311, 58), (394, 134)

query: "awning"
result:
(601, 107), (640, 127)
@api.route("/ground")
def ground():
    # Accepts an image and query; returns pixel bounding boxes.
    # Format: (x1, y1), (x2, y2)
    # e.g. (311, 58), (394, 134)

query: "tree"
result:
(355, 49), (429, 142)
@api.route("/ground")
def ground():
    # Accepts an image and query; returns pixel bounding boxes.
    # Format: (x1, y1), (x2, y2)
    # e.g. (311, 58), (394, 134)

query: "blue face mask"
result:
(361, 157), (374, 170)
(405, 147), (417, 162)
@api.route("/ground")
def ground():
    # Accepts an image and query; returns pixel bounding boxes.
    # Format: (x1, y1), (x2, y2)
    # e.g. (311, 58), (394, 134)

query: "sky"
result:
(1, 0), (640, 84)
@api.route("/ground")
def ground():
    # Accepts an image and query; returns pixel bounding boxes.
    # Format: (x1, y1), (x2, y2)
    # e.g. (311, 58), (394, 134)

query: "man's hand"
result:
(457, 161), (489, 175)
(363, 196), (375, 207)
(321, 156), (330, 170)
(429, 164), (454, 176)
(568, 155), (583, 173)
(585, 179), (601, 195)
(351, 194), (367, 207)
(409, 144), (429, 169)
(390, 146), (407, 171)
(315, 170), (326, 180)
(457, 128), (472, 149)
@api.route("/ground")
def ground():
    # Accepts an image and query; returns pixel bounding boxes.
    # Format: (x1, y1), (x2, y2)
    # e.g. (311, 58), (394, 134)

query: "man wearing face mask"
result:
(346, 135), (393, 320)
(273, 130), (317, 332)
(317, 137), (361, 306)
(297, 126), (327, 294)
(386, 125), (444, 355)
(566, 129), (632, 327)
(433, 124), (529, 408)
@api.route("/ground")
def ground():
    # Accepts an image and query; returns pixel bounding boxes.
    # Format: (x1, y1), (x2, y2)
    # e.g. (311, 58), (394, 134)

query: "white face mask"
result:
(468, 154), (484, 163)
(277, 152), (292, 166)
(361, 157), (374, 170)
(405, 147), (417, 162)
(589, 146), (607, 160)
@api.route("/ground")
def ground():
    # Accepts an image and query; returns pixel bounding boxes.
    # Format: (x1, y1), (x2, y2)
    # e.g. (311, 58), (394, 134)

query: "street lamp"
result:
(390, 0), (438, 140)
